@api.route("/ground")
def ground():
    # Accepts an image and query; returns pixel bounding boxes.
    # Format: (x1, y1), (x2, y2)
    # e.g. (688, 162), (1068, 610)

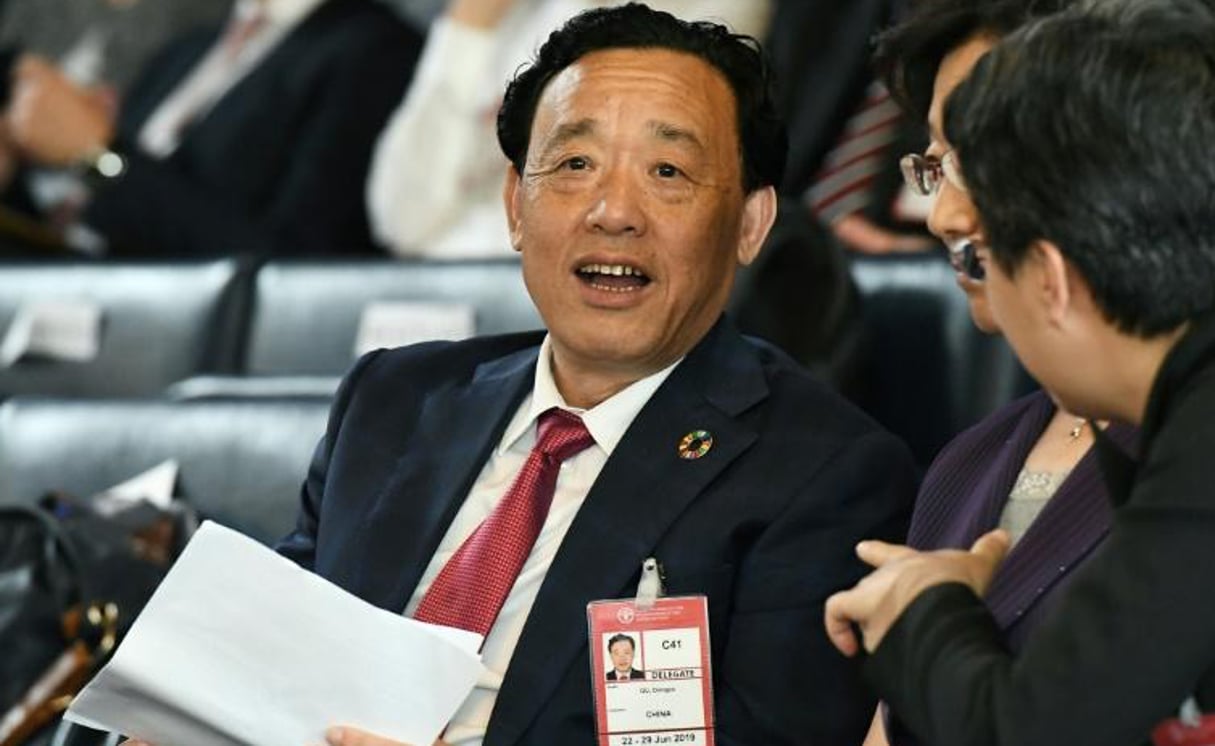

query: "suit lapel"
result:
(120, 29), (218, 135)
(986, 420), (1135, 630)
(960, 395), (1053, 545)
(351, 346), (538, 612)
(170, 0), (356, 141)
(485, 321), (767, 746)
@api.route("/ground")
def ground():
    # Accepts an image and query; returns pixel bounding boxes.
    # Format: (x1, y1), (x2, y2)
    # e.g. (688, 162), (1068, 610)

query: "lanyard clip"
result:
(633, 557), (664, 610)
(1181, 697), (1203, 728)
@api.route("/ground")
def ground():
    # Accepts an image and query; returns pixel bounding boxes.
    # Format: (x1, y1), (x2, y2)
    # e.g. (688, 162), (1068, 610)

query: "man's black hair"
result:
(945, 0), (1215, 336)
(496, 2), (786, 192)
(874, 0), (1070, 122)
(607, 633), (636, 652)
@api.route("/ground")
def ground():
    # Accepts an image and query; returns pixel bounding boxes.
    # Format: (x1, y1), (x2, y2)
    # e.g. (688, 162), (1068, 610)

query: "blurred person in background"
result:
(764, 0), (934, 255)
(804, 92), (935, 255)
(1, 0), (423, 257)
(0, 0), (233, 96)
(0, 0), (232, 226)
(380, 0), (446, 29)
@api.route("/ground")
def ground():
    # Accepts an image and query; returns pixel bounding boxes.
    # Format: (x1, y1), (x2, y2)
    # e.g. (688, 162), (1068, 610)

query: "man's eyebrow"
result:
(650, 121), (706, 152)
(536, 119), (597, 161)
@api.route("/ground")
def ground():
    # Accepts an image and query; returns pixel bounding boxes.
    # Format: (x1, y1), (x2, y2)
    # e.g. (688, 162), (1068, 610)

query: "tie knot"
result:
(535, 408), (594, 463)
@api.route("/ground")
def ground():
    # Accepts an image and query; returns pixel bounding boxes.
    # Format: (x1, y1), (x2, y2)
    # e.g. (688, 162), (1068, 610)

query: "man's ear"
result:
(1032, 239), (1074, 327)
(503, 164), (524, 254)
(736, 185), (777, 267)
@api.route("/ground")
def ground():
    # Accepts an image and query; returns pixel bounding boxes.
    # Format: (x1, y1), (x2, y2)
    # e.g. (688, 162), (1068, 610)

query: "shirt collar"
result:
(234, 0), (325, 27)
(499, 335), (682, 457)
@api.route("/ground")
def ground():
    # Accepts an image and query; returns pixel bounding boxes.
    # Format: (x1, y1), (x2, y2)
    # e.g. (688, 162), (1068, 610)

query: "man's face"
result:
(505, 48), (775, 394)
(609, 639), (635, 671)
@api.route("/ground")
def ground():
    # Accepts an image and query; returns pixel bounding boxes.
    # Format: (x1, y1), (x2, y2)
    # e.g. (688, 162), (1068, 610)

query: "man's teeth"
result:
(579, 264), (644, 277)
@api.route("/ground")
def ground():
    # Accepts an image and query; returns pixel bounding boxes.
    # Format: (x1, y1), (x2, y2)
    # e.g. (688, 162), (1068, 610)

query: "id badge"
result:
(587, 596), (714, 746)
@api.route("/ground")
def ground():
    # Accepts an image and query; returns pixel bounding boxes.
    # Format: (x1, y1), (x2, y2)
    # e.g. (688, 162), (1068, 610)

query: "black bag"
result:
(0, 493), (197, 746)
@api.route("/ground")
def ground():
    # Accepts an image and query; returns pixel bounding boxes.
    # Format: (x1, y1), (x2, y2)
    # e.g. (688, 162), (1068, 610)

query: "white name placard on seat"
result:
(0, 299), (103, 367)
(91, 459), (180, 516)
(353, 301), (476, 358)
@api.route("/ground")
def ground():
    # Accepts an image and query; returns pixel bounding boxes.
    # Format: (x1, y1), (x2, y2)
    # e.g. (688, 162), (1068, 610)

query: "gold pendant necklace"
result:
(1068, 417), (1086, 441)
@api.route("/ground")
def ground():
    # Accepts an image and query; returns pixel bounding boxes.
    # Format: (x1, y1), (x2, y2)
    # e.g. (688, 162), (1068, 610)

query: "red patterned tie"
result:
(413, 408), (595, 638)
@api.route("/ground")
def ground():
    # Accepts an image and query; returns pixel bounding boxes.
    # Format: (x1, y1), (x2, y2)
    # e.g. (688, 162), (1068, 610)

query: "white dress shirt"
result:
(137, 0), (324, 158)
(365, 0), (773, 259)
(403, 335), (681, 745)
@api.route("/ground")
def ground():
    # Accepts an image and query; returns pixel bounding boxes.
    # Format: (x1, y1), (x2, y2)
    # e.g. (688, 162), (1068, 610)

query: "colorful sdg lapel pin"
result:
(678, 430), (713, 460)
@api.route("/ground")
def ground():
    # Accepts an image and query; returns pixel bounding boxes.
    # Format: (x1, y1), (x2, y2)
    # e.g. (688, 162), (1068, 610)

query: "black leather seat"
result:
(164, 374), (340, 401)
(0, 258), (249, 398)
(848, 253), (1032, 466)
(243, 258), (543, 376)
(0, 397), (329, 544)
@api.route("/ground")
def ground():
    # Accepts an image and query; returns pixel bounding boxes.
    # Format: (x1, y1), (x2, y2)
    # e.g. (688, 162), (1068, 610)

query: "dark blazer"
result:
(279, 319), (916, 746)
(83, 0), (421, 257)
(910, 389), (1137, 652)
(885, 391), (1137, 745)
(866, 311), (1215, 746)
(764, 0), (896, 196)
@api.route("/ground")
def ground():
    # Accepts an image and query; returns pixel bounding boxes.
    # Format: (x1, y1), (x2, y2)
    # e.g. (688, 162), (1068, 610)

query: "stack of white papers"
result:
(66, 522), (484, 746)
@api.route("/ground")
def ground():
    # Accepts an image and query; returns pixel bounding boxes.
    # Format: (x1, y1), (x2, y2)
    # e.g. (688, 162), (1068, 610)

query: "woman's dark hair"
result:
(873, 0), (1070, 121)
(496, 2), (787, 192)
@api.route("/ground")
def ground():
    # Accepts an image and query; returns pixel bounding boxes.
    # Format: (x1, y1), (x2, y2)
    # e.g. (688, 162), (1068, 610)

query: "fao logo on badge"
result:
(616, 607), (636, 624)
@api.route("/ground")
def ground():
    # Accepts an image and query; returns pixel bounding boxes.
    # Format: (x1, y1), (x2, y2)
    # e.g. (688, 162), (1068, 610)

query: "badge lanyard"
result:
(587, 558), (715, 746)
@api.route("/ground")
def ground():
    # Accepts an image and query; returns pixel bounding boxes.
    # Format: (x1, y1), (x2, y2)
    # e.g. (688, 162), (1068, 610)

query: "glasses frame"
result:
(900, 149), (983, 280)
(899, 150), (967, 197)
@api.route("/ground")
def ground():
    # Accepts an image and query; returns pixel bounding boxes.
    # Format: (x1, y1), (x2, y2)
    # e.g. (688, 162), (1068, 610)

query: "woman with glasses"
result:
(860, 1), (1137, 744)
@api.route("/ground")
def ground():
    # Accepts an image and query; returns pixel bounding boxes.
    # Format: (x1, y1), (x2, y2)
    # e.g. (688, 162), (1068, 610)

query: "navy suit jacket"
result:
(278, 319), (916, 746)
(83, 0), (421, 257)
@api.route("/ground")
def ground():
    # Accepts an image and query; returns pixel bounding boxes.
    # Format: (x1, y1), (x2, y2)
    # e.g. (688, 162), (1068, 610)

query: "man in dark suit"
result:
(267, 6), (915, 746)
(825, 3), (1215, 744)
(4, 0), (421, 257)
(605, 633), (644, 681)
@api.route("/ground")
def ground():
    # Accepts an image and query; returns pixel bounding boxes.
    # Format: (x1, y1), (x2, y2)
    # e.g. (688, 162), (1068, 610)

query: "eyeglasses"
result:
(947, 239), (986, 282)
(899, 150), (967, 197)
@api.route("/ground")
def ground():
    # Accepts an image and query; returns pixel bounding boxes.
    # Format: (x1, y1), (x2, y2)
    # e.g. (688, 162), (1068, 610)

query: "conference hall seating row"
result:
(0, 256), (541, 399)
(0, 253), (1030, 546)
